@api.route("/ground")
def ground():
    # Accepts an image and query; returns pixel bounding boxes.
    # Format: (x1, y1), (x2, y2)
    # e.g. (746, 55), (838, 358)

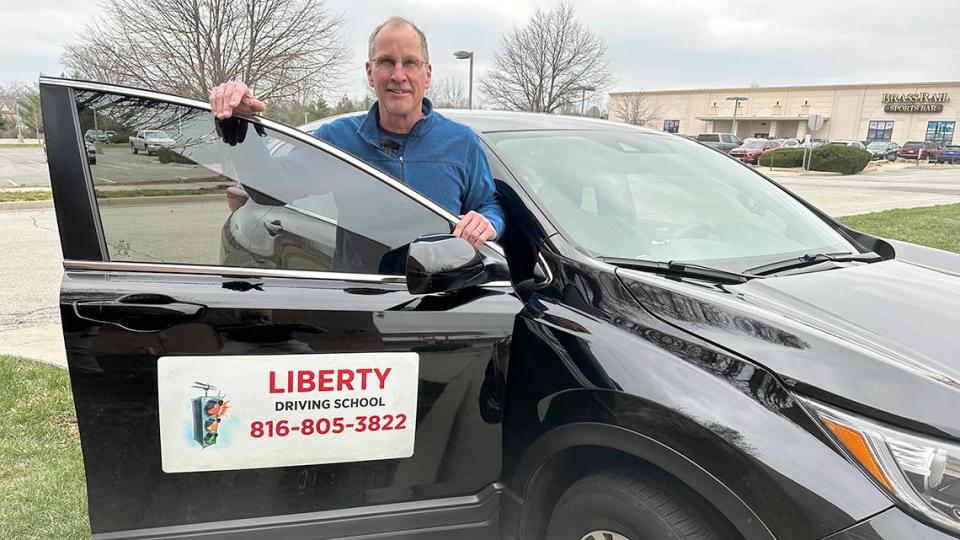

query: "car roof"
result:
(300, 109), (660, 136)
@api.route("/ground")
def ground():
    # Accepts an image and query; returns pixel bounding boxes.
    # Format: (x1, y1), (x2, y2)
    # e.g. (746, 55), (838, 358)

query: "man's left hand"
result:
(453, 211), (496, 249)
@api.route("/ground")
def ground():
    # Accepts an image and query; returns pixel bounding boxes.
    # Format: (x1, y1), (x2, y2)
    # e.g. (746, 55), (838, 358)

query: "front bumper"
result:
(731, 153), (761, 163)
(823, 507), (959, 539)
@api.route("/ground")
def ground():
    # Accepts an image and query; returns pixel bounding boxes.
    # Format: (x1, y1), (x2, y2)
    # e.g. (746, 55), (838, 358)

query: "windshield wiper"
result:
(744, 251), (882, 276)
(599, 257), (753, 284)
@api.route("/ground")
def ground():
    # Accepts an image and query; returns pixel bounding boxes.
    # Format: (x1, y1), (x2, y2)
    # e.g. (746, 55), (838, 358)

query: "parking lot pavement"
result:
(0, 146), (52, 187)
(770, 166), (960, 215)
(0, 206), (65, 367)
(0, 143), (219, 188)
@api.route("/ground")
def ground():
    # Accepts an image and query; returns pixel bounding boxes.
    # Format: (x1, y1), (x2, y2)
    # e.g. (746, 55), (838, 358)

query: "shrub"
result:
(156, 147), (195, 165)
(757, 148), (804, 168)
(809, 145), (871, 175)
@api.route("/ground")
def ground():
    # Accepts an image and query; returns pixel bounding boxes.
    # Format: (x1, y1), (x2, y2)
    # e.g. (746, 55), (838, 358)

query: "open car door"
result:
(40, 78), (519, 539)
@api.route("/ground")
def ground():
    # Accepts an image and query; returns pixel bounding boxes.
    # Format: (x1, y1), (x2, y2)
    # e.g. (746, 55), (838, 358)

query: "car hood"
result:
(618, 259), (960, 438)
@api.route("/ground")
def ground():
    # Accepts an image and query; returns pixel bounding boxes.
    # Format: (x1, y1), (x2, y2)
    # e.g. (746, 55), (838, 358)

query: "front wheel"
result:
(131, 144), (138, 154)
(545, 470), (737, 540)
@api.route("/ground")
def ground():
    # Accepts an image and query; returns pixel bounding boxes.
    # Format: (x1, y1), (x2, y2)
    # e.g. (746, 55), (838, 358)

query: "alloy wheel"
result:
(579, 531), (633, 540)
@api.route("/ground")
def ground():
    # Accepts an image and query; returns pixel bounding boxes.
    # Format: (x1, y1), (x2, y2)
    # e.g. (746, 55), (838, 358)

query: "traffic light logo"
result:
(191, 382), (229, 448)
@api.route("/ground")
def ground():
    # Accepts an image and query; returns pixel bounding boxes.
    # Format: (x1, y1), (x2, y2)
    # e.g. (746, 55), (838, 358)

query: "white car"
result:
(129, 129), (176, 155)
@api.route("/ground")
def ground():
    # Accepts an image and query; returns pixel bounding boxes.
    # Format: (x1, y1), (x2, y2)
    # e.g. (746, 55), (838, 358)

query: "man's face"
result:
(366, 23), (432, 119)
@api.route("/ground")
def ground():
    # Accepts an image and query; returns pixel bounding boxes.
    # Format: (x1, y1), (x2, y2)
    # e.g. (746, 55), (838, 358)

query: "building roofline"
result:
(610, 80), (960, 96)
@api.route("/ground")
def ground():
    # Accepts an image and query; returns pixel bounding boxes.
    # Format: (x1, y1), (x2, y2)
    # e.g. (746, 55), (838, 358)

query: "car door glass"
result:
(73, 90), (451, 275)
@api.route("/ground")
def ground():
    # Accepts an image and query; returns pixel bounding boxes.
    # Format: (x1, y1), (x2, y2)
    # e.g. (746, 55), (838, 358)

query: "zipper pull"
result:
(399, 155), (405, 183)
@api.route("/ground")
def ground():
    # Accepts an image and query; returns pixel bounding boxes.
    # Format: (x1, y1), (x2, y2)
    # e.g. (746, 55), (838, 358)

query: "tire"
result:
(545, 470), (736, 540)
(131, 144), (138, 154)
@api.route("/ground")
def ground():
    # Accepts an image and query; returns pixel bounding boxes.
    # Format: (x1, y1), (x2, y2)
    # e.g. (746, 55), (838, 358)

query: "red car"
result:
(729, 138), (781, 164)
(898, 141), (942, 162)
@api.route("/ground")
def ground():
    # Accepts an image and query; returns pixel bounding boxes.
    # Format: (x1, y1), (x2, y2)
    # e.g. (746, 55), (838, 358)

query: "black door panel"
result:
(63, 270), (518, 532)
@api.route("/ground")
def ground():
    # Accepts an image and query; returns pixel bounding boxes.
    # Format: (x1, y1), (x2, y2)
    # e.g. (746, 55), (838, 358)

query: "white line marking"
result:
(98, 178), (116, 184)
(99, 163), (130, 170)
(3, 179), (19, 187)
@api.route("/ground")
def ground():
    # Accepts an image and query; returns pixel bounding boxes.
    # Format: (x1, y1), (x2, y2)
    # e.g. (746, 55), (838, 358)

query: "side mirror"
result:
(406, 235), (510, 294)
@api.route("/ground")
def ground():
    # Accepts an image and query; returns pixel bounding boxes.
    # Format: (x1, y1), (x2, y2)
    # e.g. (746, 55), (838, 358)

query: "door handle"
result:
(74, 295), (205, 332)
(264, 219), (284, 237)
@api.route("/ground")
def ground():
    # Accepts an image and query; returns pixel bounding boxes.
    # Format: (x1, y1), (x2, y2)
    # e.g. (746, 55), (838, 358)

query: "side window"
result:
(74, 90), (451, 275)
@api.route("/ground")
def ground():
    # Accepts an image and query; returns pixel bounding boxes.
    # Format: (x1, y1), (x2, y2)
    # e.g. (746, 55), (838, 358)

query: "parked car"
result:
(42, 77), (960, 540)
(830, 139), (867, 150)
(129, 129), (176, 155)
(771, 138), (801, 148)
(866, 141), (900, 161)
(84, 140), (96, 164)
(800, 138), (828, 149)
(695, 132), (741, 153)
(729, 138), (780, 163)
(899, 140), (942, 161)
(940, 145), (960, 164)
(83, 128), (110, 143)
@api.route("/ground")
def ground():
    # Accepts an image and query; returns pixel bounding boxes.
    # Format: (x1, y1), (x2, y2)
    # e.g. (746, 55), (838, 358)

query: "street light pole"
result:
(726, 96), (748, 138)
(453, 50), (474, 109)
(577, 85), (597, 116)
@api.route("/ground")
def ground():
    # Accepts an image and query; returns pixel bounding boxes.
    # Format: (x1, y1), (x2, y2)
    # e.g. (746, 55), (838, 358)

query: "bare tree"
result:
(62, 0), (351, 102)
(480, 2), (612, 113)
(428, 76), (466, 109)
(1, 82), (42, 138)
(609, 91), (660, 127)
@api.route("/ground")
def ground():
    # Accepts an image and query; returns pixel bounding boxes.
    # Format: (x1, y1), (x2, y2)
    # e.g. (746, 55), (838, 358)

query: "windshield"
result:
(144, 130), (171, 139)
(867, 142), (889, 150)
(490, 129), (858, 271)
(742, 140), (766, 148)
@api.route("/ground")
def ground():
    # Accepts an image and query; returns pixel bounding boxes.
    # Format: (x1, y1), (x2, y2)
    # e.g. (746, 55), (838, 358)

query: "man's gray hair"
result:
(368, 16), (430, 63)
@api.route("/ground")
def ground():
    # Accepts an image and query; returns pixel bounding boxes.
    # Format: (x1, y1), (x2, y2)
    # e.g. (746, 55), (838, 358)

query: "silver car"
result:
(696, 132), (741, 153)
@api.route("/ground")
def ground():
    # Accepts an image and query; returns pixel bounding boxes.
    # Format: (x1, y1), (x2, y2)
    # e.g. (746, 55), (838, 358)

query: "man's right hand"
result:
(209, 81), (267, 119)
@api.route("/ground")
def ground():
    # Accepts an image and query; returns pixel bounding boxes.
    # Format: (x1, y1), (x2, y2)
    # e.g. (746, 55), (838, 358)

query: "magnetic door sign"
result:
(157, 353), (419, 473)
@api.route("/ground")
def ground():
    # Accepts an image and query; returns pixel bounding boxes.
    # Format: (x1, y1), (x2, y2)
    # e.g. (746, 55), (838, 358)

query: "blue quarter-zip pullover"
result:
(312, 98), (505, 238)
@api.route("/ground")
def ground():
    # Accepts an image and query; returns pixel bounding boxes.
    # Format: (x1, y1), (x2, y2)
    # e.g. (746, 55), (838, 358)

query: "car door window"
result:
(73, 90), (451, 275)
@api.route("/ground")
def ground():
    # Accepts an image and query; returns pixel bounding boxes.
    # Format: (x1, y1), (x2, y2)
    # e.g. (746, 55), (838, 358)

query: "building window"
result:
(926, 121), (955, 147)
(663, 119), (680, 133)
(867, 121), (894, 142)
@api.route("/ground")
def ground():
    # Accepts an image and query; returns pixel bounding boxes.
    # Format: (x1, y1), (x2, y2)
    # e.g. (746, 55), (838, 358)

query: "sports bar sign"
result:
(883, 92), (950, 113)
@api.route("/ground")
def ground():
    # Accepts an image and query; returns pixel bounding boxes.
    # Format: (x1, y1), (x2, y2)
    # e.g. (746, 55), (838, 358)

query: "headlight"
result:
(801, 397), (960, 534)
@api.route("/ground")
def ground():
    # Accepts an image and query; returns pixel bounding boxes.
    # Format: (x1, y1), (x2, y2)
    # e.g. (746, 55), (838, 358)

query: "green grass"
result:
(0, 356), (90, 539)
(0, 185), (228, 203)
(839, 203), (960, 253)
(0, 143), (43, 148)
(0, 191), (51, 202)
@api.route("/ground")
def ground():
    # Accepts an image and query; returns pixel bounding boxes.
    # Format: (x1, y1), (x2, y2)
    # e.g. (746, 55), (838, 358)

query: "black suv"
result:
(41, 78), (960, 540)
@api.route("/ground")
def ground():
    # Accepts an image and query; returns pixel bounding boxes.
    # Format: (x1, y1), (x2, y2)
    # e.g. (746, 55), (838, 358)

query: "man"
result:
(209, 16), (503, 249)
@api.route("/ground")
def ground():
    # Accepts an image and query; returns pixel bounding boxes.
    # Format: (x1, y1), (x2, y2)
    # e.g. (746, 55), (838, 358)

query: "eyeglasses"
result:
(372, 56), (428, 73)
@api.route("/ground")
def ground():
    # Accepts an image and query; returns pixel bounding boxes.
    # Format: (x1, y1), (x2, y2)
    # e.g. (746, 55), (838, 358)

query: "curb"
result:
(1, 193), (226, 211)
(0, 199), (54, 210)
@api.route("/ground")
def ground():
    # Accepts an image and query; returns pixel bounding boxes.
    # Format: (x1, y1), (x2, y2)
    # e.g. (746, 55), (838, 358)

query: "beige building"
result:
(609, 81), (958, 146)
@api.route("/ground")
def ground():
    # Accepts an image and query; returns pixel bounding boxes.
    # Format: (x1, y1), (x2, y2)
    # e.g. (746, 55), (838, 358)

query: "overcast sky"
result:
(3, 0), (960, 104)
